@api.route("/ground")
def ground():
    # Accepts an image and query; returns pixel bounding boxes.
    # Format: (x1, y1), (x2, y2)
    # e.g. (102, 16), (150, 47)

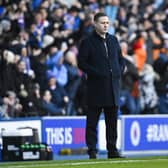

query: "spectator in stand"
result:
(0, 50), (16, 96)
(139, 64), (159, 114)
(49, 5), (65, 37)
(0, 91), (22, 119)
(29, 10), (54, 49)
(13, 59), (35, 116)
(120, 41), (140, 114)
(78, 13), (94, 40)
(104, 0), (120, 35)
(29, 47), (48, 91)
(31, 0), (43, 10)
(133, 33), (147, 72)
(117, 7), (128, 28)
(148, 30), (163, 62)
(20, 46), (35, 78)
(41, 90), (66, 116)
(153, 41), (168, 114)
(47, 75), (69, 115)
(154, 64), (168, 114)
(46, 44), (68, 87)
(64, 50), (81, 115)
(63, 6), (81, 32)
(24, 83), (44, 117)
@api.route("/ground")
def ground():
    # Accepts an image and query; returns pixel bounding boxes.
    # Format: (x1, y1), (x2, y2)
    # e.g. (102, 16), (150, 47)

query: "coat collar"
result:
(92, 31), (110, 41)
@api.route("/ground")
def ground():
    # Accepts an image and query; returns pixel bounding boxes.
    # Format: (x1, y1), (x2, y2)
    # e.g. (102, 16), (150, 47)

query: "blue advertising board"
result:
(42, 116), (86, 154)
(121, 115), (168, 155)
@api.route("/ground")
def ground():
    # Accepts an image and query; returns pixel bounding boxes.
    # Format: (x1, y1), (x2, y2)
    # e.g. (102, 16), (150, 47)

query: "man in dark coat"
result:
(78, 12), (125, 159)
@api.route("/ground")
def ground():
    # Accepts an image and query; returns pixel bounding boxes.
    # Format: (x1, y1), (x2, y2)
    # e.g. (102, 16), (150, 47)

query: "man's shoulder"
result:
(82, 33), (94, 41)
(79, 34), (94, 46)
(107, 33), (118, 41)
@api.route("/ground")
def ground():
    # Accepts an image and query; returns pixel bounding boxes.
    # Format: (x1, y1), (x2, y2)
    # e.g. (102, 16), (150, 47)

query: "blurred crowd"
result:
(0, 0), (168, 119)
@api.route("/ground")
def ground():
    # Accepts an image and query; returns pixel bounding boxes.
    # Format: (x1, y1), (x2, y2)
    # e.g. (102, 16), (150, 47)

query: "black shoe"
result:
(108, 151), (124, 159)
(89, 152), (97, 159)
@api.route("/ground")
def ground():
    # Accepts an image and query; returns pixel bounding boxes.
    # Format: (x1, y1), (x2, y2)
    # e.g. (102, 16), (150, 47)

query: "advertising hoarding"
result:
(121, 115), (168, 155)
(42, 116), (86, 154)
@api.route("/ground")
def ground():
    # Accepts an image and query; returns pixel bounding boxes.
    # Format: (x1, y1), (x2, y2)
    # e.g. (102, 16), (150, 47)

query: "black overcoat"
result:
(78, 31), (125, 107)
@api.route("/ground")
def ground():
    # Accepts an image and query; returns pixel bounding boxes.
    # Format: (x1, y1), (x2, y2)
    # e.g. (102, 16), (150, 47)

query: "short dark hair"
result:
(94, 12), (108, 22)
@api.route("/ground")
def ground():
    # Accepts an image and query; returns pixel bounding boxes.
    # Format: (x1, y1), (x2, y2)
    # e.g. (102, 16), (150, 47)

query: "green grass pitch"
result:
(0, 156), (168, 168)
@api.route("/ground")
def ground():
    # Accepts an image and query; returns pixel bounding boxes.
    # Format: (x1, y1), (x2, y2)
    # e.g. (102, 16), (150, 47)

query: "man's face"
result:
(94, 16), (109, 35)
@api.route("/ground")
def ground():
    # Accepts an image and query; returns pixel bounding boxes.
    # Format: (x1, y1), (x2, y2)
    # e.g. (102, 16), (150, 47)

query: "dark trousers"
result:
(86, 106), (118, 154)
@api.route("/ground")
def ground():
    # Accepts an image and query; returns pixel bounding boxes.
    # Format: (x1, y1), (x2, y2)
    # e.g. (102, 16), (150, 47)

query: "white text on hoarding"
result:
(146, 124), (168, 142)
(45, 127), (72, 145)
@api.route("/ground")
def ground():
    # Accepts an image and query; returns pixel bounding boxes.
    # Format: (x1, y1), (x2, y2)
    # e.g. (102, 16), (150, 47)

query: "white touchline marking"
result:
(1, 158), (167, 168)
